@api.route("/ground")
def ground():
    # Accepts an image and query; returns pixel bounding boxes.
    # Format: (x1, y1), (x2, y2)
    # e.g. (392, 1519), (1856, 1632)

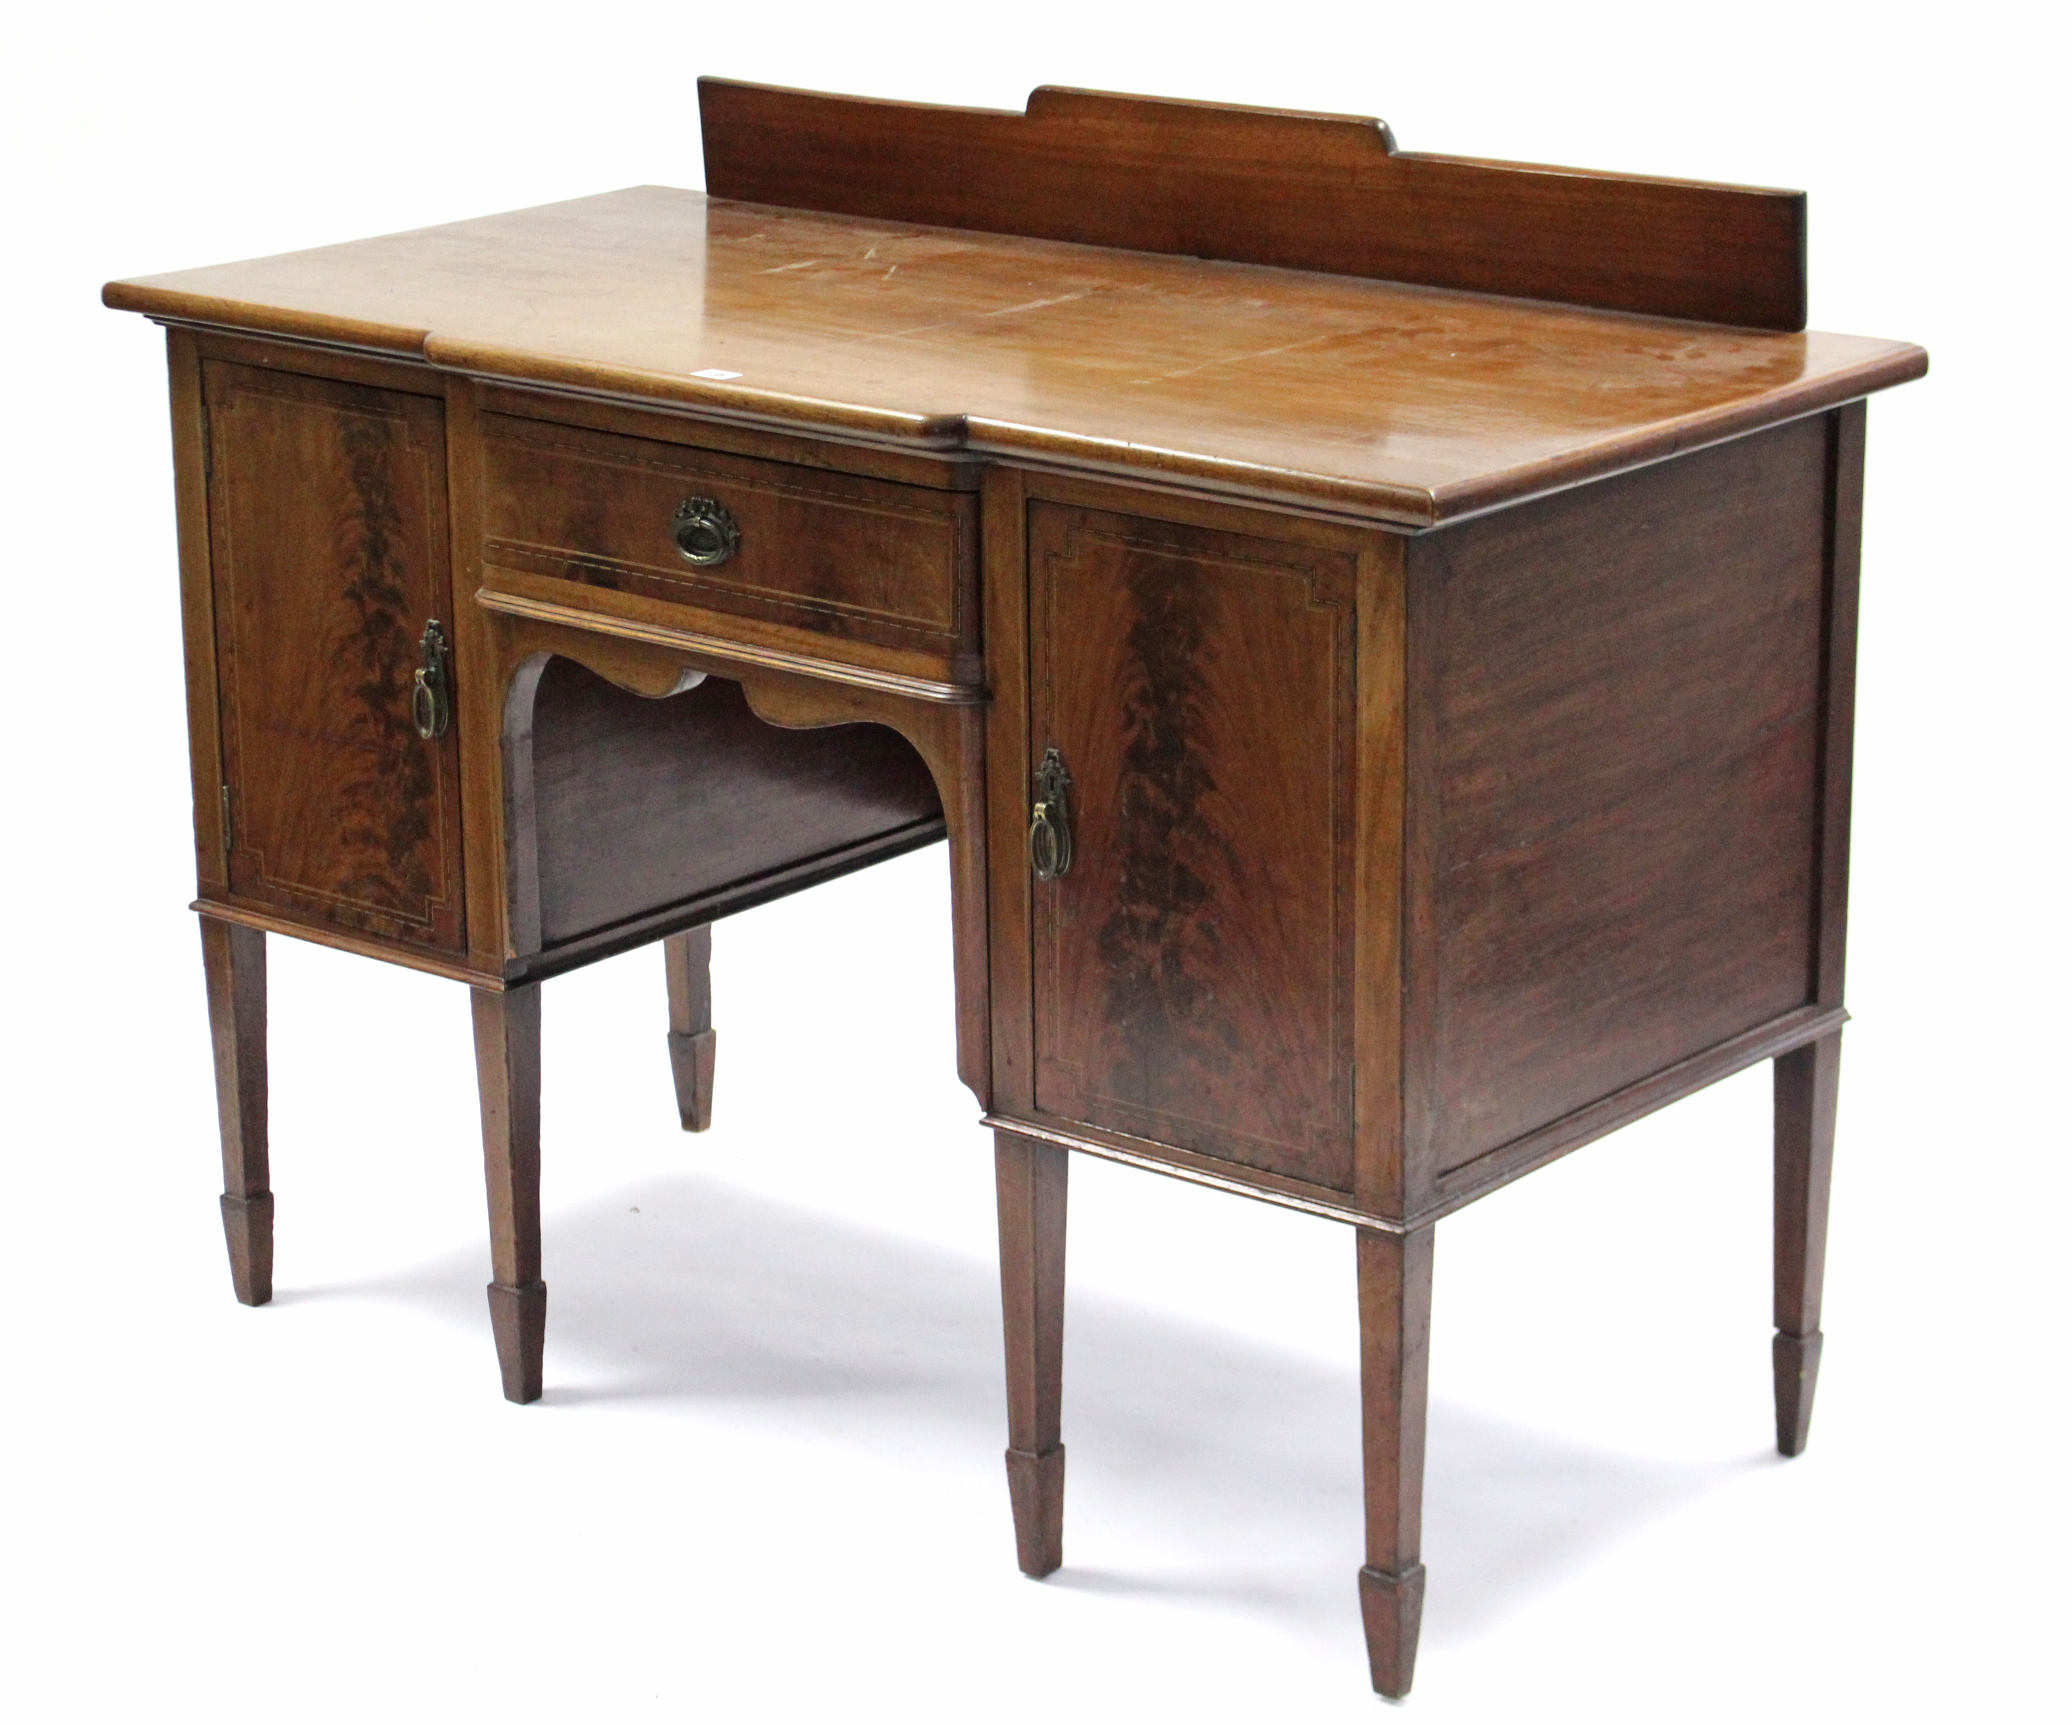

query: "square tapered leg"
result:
(663, 926), (717, 1132)
(1774, 1031), (1840, 1456)
(201, 917), (272, 1306)
(1358, 1225), (1434, 1699)
(996, 1130), (1067, 1576)
(474, 984), (545, 1404)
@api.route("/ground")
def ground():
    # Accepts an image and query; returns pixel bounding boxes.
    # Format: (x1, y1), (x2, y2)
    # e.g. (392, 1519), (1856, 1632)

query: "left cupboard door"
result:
(203, 360), (465, 953)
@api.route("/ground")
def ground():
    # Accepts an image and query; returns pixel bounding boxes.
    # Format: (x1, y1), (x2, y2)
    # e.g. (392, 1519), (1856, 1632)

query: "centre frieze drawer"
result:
(479, 412), (978, 682)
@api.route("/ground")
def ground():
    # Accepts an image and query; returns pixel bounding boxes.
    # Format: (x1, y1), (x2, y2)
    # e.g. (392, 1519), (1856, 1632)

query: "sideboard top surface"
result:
(106, 186), (1924, 526)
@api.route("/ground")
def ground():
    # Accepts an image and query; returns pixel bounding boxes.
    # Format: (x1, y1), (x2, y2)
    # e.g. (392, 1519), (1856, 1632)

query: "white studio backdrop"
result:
(2, 4), (2064, 1721)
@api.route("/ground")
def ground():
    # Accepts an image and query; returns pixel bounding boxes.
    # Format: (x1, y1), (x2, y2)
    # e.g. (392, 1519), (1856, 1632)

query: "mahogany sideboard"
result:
(104, 79), (1926, 1698)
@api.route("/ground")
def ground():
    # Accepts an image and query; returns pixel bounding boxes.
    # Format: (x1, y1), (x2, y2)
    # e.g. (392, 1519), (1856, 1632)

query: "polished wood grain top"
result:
(106, 187), (1924, 525)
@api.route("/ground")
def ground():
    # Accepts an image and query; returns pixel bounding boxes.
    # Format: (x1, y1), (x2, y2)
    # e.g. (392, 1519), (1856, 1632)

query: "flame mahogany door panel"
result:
(204, 361), (464, 952)
(1026, 501), (1359, 1192)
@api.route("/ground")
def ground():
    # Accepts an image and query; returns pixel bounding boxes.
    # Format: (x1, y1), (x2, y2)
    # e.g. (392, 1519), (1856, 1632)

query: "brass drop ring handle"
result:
(1029, 747), (1073, 882)
(673, 496), (741, 567)
(411, 618), (450, 741)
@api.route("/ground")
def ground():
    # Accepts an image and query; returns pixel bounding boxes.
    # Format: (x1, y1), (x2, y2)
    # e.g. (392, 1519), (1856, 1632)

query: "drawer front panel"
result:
(480, 413), (976, 673)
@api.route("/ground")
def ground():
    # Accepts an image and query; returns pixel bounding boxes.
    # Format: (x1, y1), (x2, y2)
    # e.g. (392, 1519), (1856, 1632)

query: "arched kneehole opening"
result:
(504, 653), (943, 971)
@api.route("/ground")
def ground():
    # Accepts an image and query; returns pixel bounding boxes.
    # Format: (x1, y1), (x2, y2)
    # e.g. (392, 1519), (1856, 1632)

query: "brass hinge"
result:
(220, 783), (232, 842)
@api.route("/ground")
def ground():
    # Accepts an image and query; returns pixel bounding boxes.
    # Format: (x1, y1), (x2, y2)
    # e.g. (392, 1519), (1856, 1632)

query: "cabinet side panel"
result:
(983, 469), (1039, 1114)
(205, 361), (464, 951)
(167, 330), (228, 895)
(1028, 503), (1357, 1191)
(1412, 416), (1828, 1172)
(1352, 536), (1410, 1216)
(1813, 402), (1866, 1009)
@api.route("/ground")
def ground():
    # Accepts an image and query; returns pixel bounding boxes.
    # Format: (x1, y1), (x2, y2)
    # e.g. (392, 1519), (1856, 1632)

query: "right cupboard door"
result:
(1026, 502), (1359, 1193)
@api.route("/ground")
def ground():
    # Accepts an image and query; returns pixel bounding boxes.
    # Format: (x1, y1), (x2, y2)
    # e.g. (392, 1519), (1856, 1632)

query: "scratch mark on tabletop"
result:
(1137, 331), (1353, 382)
(980, 291), (1095, 320)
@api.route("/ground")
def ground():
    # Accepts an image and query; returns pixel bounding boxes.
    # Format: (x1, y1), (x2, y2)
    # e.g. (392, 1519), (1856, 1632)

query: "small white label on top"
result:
(691, 368), (743, 380)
